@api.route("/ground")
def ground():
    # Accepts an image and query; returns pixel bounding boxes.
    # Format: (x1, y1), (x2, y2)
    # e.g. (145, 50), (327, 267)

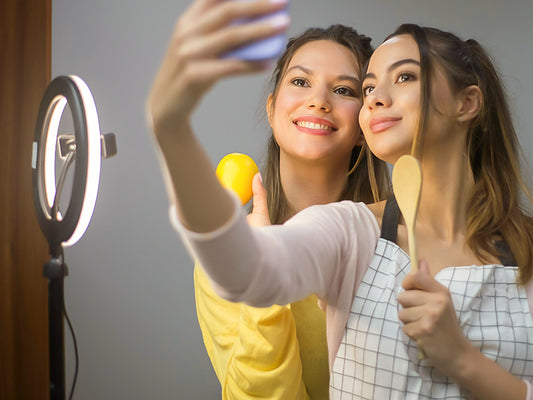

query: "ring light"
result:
(31, 75), (116, 400)
(32, 75), (106, 252)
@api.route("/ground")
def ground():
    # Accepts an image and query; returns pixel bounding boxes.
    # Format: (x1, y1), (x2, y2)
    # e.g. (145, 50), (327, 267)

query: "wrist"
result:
(453, 344), (481, 384)
(440, 340), (479, 385)
(444, 343), (527, 400)
(147, 98), (193, 146)
(153, 118), (194, 150)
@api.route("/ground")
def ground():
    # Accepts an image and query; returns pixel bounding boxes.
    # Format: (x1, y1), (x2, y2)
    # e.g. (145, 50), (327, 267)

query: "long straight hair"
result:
(388, 24), (533, 284)
(263, 25), (391, 224)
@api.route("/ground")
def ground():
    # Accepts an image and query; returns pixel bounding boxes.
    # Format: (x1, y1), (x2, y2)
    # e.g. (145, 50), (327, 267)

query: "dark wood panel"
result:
(0, 0), (51, 398)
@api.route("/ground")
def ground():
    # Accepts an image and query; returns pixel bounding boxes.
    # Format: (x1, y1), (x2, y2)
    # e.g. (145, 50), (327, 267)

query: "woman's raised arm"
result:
(146, 0), (289, 233)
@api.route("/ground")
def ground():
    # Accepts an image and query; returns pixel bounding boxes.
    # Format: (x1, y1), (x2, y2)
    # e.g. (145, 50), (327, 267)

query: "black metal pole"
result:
(44, 252), (68, 400)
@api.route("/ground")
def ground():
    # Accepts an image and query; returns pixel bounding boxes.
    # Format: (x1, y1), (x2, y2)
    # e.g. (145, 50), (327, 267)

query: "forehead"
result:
(367, 34), (420, 73)
(287, 40), (360, 76)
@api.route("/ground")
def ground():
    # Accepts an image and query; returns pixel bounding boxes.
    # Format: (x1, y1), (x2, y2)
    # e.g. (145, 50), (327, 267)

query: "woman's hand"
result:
(398, 260), (473, 376)
(247, 173), (271, 227)
(147, 0), (289, 140)
(399, 260), (529, 400)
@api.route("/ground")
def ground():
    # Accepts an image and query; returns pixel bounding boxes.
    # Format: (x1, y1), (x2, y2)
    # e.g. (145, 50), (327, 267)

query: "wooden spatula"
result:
(392, 154), (422, 271)
(392, 154), (425, 359)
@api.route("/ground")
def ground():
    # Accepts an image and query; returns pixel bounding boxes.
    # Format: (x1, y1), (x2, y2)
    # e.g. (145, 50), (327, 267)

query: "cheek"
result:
(341, 102), (363, 147)
(337, 99), (362, 127)
(274, 88), (300, 110)
(358, 105), (370, 135)
(270, 93), (299, 128)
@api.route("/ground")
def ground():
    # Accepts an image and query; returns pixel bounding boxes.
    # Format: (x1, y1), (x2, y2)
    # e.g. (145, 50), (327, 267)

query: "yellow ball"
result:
(216, 153), (259, 205)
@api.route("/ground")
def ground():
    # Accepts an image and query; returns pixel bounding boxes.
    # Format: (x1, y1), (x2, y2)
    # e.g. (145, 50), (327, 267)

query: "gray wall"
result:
(52, 0), (533, 398)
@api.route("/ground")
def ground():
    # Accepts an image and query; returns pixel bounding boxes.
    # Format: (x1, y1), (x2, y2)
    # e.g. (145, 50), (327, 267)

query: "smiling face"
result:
(267, 40), (363, 166)
(359, 34), (460, 164)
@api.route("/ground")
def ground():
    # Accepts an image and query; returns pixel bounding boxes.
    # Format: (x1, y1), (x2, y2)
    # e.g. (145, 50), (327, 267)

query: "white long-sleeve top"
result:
(171, 195), (379, 364)
(170, 193), (533, 398)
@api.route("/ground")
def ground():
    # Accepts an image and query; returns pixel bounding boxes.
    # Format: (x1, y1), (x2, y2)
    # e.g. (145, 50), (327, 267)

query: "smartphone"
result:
(223, 1), (289, 61)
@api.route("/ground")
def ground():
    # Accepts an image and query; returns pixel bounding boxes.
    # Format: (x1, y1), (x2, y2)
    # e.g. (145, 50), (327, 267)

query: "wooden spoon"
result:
(392, 154), (425, 359)
(392, 155), (422, 271)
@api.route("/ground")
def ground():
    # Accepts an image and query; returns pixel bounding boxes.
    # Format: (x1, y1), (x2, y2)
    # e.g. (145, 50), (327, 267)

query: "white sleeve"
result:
(170, 194), (379, 307)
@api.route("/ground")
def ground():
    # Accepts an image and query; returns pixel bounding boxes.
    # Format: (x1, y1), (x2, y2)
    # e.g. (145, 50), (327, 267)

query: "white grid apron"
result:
(330, 198), (533, 399)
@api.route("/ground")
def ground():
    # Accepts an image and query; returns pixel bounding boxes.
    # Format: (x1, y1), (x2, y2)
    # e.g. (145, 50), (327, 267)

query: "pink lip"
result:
(369, 116), (402, 133)
(293, 116), (338, 136)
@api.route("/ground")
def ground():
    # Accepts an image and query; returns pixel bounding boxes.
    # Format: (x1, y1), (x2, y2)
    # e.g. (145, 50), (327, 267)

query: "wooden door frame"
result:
(1, 0), (52, 399)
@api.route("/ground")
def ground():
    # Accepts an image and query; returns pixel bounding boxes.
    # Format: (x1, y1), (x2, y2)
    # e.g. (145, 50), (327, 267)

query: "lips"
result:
(293, 116), (337, 135)
(369, 116), (401, 133)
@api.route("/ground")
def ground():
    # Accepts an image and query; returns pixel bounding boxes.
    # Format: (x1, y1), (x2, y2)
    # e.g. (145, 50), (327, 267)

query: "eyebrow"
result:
(285, 65), (361, 86)
(363, 58), (420, 81)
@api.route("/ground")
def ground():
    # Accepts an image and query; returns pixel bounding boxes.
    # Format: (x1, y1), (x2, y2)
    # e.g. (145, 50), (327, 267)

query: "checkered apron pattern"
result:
(330, 198), (533, 399)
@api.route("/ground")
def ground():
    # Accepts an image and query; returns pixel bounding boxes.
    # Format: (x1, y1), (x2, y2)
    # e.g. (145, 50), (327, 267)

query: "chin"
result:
(369, 146), (408, 165)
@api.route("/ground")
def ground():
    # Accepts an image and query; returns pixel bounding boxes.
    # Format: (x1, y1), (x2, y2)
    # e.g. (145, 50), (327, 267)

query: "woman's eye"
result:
(290, 78), (308, 87)
(334, 86), (356, 97)
(362, 86), (374, 97)
(396, 73), (414, 83)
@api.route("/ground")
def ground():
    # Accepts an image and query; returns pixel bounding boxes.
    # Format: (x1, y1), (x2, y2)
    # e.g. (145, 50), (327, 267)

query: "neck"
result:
(279, 153), (350, 219)
(416, 144), (474, 242)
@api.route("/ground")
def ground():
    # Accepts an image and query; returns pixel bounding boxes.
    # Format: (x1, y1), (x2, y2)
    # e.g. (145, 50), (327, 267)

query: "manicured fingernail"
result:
(258, 172), (263, 183)
(270, 0), (288, 4)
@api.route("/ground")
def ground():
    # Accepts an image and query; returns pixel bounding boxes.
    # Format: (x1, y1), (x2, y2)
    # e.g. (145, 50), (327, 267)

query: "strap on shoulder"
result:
(380, 196), (400, 243)
(494, 240), (517, 266)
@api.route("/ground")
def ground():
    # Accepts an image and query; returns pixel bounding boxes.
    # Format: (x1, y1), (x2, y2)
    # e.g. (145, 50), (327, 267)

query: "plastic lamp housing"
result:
(32, 75), (101, 251)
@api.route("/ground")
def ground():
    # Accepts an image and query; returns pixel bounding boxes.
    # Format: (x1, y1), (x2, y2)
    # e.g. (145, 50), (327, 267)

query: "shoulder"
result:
(293, 200), (379, 225)
(286, 201), (381, 243)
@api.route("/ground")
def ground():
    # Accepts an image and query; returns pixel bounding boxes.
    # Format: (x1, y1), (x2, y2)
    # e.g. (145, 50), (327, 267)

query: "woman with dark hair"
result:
(195, 24), (389, 400)
(147, 0), (533, 397)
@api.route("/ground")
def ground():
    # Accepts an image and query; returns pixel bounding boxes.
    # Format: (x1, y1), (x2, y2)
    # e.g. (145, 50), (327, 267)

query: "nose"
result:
(365, 86), (391, 110)
(306, 88), (331, 112)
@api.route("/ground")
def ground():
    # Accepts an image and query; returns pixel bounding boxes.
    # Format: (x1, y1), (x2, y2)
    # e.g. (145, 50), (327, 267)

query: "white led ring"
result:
(32, 75), (101, 250)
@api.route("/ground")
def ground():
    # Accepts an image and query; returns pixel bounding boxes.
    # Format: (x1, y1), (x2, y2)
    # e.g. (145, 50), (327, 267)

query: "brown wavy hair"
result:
(262, 25), (391, 224)
(387, 24), (533, 284)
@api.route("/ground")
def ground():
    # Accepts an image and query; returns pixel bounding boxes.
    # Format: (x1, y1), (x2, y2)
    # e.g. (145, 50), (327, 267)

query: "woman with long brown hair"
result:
(194, 24), (389, 399)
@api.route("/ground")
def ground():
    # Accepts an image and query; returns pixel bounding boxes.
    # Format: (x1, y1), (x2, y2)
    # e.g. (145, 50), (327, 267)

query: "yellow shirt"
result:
(194, 263), (329, 399)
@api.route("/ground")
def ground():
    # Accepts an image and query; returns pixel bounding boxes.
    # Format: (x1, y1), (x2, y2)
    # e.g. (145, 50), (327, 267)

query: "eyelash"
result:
(290, 78), (308, 87)
(334, 86), (357, 97)
(362, 85), (374, 97)
(289, 78), (357, 97)
(396, 72), (415, 83)
(361, 72), (417, 97)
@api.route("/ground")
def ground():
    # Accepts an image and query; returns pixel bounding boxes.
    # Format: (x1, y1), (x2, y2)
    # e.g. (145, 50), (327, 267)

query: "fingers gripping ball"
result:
(216, 153), (259, 205)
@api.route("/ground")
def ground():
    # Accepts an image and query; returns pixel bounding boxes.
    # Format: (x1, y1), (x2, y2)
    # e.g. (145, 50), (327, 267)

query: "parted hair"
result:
(388, 24), (533, 284)
(263, 25), (391, 224)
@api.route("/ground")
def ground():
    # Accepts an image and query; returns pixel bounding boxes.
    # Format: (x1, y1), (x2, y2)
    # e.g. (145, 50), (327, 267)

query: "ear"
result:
(457, 85), (482, 123)
(266, 93), (274, 126)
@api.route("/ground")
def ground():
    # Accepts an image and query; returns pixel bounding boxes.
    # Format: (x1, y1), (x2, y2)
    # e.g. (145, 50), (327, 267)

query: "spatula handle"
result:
(407, 227), (425, 358)
(407, 225), (418, 272)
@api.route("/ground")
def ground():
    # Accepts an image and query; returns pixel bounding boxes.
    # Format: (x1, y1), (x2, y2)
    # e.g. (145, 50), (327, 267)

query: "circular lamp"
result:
(32, 75), (103, 253)
(32, 75), (116, 400)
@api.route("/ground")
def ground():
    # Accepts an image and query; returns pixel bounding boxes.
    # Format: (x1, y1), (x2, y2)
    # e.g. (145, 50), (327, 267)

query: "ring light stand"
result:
(32, 75), (116, 400)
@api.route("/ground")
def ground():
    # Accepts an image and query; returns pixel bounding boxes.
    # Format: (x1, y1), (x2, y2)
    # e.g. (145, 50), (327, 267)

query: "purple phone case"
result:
(223, 6), (288, 61)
